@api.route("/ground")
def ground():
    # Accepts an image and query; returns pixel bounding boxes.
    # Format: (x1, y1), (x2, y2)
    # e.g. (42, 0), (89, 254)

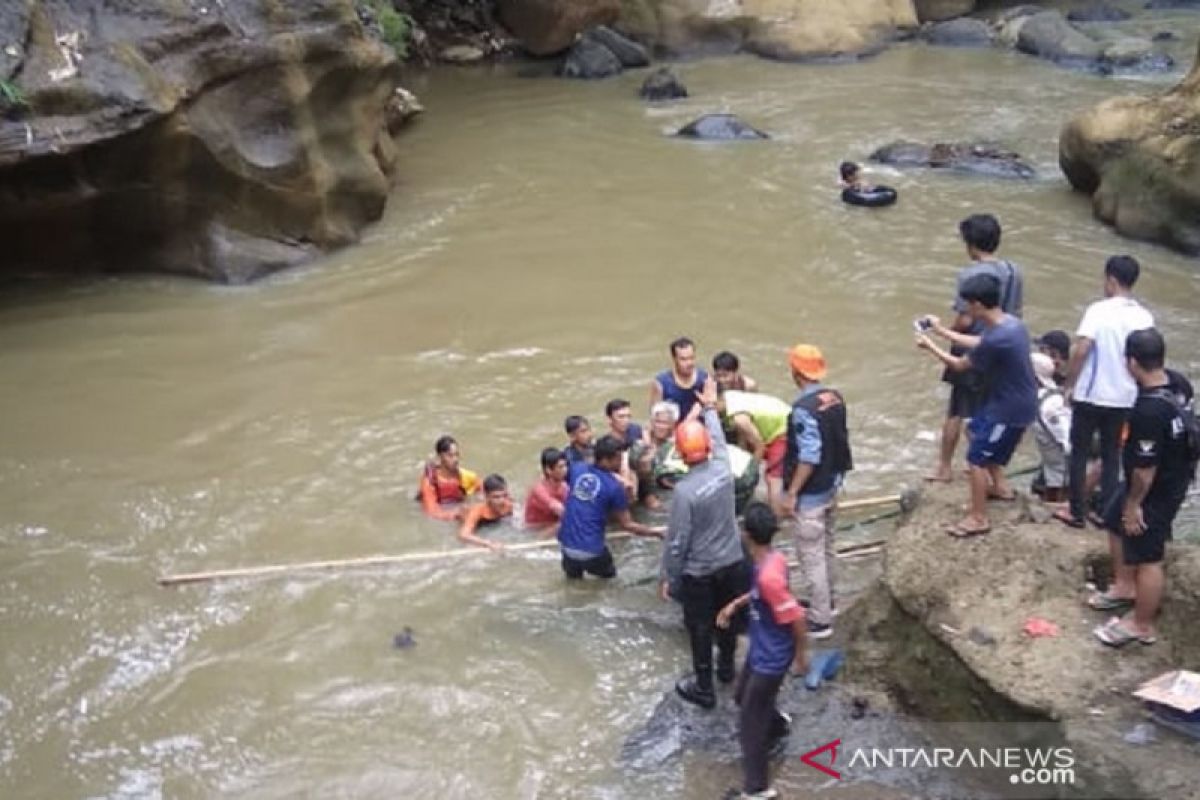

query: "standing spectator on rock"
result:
(917, 273), (1037, 538)
(712, 351), (758, 393)
(1056, 255), (1155, 529)
(775, 344), (853, 640)
(660, 377), (750, 710)
(1093, 329), (1195, 647)
(1031, 353), (1072, 504)
(926, 213), (1024, 484)
(651, 337), (709, 425)
(563, 415), (595, 466)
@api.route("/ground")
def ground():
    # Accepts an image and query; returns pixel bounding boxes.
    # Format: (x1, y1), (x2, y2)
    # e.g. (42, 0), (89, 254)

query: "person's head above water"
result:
(482, 473), (511, 513)
(540, 447), (568, 480)
(593, 434), (627, 471)
(650, 401), (681, 441)
(434, 435), (460, 471)
(959, 213), (1002, 259)
(605, 398), (635, 435)
(839, 161), (861, 186)
(712, 351), (743, 391)
(564, 415), (593, 446)
(669, 337), (697, 380)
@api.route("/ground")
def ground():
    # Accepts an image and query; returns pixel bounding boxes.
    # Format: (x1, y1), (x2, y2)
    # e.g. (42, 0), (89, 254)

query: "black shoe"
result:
(717, 653), (736, 684)
(675, 675), (716, 709)
(768, 710), (792, 741)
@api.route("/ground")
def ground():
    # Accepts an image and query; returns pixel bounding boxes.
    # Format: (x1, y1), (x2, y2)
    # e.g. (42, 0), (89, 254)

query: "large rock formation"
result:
(914, 0), (975, 23)
(498, 0), (621, 55)
(842, 482), (1200, 800)
(616, 0), (917, 60)
(0, 0), (405, 283)
(1060, 40), (1200, 255)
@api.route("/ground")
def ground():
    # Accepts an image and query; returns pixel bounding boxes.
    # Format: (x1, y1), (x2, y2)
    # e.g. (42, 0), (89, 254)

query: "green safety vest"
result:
(723, 390), (790, 444)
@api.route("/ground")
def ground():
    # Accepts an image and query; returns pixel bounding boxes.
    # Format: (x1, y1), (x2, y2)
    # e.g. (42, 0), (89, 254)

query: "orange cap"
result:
(789, 344), (827, 380)
(674, 420), (711, 465)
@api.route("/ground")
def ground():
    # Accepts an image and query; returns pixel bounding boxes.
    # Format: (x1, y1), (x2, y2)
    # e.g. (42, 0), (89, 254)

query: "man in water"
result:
(558, 435), (665, 579)
(524, 447), (569, 536)
(917, 273), (1038, 538)
(775, 344), (853, 640)
(927, 213), (1024, 484)
(605, 398), (648, 446)
(712, 351), (758, 393)
(660, 377), (750, 709)
(563, 415), (595, 466)
(457, 474), (513, 552)
(651, 337), (709, 424)
(1093, 329), (1194, 647)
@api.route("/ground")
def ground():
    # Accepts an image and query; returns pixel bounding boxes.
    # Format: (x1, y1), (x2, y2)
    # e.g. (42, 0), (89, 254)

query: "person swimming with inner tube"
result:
(839, 161), (897, 208)
(417, 435), (482, 522)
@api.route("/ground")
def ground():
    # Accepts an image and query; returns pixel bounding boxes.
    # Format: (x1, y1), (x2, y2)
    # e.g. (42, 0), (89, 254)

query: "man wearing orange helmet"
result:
(776, 345), (853, 641)
(660, 377), (752, 709)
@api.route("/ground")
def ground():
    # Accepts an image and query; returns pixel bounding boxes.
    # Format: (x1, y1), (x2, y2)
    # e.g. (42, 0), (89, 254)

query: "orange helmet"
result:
(675, 420), (711, 465)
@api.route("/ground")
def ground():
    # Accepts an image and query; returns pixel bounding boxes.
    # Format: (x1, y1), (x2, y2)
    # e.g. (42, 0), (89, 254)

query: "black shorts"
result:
(1103, 486), (1173, 566)
(947, 381), (981, 420)
(561, 547), (616, 579)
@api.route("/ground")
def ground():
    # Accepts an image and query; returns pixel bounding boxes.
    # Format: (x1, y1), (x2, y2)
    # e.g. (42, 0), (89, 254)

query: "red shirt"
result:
(524, 478), (568, 527)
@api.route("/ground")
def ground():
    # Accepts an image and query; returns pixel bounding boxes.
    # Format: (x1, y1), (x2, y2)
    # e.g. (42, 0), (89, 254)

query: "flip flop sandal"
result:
(988, 492), (1018, 502)
(946, 522), (991, 539)
(1052, 509), (1086, 529)
(1087, 591), (1135, 612)
(1093, 618), (1156, 648)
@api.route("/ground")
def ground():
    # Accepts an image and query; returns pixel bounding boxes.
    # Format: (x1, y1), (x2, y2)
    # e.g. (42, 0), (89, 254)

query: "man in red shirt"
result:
(524, 448), (569, 535)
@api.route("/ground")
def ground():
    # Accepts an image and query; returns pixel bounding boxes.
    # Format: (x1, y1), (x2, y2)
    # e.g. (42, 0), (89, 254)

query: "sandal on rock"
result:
(1094, 617), (1156, 648)
(946, 521), (991, 539)
(1052, 508), (1085, 529)
(988, 491), (1018, 502)
(1087, 591), (1135, 612)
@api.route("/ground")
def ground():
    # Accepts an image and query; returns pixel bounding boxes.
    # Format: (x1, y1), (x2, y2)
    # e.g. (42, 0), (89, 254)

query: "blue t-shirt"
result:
(747, 551), (803, 676)
(656, 368), (709, 423)
(968, 316), (1038, 426)
(623, 422), (644, 446)
(558, 461), (628, 557)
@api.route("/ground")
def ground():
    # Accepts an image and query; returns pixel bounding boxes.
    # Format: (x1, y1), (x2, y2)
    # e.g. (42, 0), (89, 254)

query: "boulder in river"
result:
(1067, 2), (1132, 23)
(639, 67), (688, 101)
(560, 36), (624, 79)
(1060, 40), (1200, 255)
(585, 25), (651, 67)
(0, 0), (404, 283)
(870, 140), (1037, 179)
(497, 0), (620, 56)
(674, 114), (769, 141)
(914, 0), (977, 23)
(1015, 10), (1104, 66)
(921, 18), (993, 47)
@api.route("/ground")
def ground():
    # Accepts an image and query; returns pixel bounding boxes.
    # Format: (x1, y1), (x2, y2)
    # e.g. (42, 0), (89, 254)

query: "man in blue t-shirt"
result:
(557, 435), (664, 579)
(918, 272), (1037, 538)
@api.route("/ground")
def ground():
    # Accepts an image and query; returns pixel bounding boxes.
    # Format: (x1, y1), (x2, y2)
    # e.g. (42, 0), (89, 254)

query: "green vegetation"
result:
(367, 0), (414, 59)
(0, 78), (27, 111)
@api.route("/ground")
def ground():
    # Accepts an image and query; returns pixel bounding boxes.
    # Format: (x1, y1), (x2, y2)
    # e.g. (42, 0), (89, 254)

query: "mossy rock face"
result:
(0, 0), (402, 282)
(1060, 40), (1200, 256)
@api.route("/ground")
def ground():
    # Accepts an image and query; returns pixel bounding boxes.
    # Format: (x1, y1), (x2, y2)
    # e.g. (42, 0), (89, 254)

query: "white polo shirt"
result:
(1073, 296), (1154, 408)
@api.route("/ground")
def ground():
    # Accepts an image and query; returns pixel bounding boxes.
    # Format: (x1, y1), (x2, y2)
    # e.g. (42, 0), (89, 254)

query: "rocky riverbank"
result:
(842, 481), (1200, 800)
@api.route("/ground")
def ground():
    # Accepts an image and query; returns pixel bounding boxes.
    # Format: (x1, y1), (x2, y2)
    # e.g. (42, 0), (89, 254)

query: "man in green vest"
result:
(718, 389), (791, 508)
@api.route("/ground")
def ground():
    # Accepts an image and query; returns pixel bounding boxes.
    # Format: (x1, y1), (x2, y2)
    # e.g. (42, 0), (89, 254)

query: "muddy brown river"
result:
(2, 20), (1200, 799)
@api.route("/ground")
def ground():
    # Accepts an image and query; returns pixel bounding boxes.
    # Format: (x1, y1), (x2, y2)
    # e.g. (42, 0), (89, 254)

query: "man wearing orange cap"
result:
(660, 377), (752, 709)
(776, 344), (853, 640)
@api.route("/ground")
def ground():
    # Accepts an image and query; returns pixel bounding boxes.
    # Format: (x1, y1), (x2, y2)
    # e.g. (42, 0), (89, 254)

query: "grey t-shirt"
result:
(953, 258), (1024, 330)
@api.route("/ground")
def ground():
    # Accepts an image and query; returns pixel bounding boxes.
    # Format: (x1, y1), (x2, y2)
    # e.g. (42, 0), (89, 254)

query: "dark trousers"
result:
(680, 560), (751, 685)
(736, 668), (788, 794)
(1068, 402), (1127, 522)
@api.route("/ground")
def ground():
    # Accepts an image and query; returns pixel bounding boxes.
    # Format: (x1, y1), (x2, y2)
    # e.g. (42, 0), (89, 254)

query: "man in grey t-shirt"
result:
(927, 213), (1024, 483)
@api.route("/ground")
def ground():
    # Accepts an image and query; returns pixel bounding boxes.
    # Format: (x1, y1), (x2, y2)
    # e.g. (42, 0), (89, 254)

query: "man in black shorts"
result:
(1093, 329), (1195, 647)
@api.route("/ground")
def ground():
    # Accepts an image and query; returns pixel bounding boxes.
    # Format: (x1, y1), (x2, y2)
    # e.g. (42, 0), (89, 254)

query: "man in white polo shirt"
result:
(1056, 256), (1155, 528)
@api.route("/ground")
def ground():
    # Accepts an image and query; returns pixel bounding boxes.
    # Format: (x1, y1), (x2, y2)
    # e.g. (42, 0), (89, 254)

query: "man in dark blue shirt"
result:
(557, 435), (664, 579)
(918, 273), (1037, 538)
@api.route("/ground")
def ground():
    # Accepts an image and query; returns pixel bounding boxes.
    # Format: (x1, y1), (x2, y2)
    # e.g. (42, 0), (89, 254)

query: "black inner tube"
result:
(842, 185), (897, 208)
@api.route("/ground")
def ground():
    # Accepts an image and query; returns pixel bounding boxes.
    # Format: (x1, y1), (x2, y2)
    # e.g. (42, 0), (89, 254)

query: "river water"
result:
(3, 24), (1200, 799)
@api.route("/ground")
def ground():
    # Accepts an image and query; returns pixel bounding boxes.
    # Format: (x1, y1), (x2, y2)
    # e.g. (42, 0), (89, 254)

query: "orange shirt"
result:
(419, 465), (481, 521)
(460, 499), (514, 536)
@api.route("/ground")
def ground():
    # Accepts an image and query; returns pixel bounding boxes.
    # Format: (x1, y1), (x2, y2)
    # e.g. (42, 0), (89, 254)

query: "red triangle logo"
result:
(800, 738), (842, 780)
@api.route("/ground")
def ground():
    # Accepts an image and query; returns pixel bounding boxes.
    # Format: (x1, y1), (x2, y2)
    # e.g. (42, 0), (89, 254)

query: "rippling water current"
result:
(2, 28), (1200, 799)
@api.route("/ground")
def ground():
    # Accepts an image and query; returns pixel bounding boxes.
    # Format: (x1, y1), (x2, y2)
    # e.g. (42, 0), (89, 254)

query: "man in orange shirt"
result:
(458, 474), (513, 552)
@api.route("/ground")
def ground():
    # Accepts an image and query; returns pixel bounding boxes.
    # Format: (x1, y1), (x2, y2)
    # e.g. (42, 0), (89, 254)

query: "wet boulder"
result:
(1100, 37), (1174, 72)
(639, 67), (688, 101)
(921, 18), (993, 47)
(1067, 2), (1132, 22)
(1060, 40), (1200, 255)
(586, 25), (650, 67)
(498, 0), (620, 56)
(1016, 10), (1104, 66)
(560, 36), (623, 79)
(674, 114), (768, 141)
(870, 140), (1037, 179)
(914, 0), (976, 23)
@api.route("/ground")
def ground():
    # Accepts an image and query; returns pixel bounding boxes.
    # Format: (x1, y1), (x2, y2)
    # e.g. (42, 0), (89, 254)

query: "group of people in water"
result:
(412, 209), (1196, 799)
